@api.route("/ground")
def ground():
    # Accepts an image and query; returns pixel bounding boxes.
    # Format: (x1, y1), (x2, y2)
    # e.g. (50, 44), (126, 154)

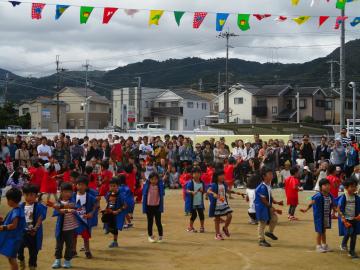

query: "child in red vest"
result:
(284, 166), (302, 221)
(28, 161), (45, 189)
(224, 158), (236, 199)
(99, 160), (113, 197)
(40, 164), (58, 202)
(326, 165), (341, 219)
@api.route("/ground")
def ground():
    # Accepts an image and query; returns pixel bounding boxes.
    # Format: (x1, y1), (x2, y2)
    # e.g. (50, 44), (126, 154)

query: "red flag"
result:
(275, 16), (287, 22)
(319, 16), (329, 27)
(103, 7), (118, 24)
(31, 3), (45, 20)
(193, 12), (207, 29)
(334, 16), (348, 29)
(253, 14), (271, 21)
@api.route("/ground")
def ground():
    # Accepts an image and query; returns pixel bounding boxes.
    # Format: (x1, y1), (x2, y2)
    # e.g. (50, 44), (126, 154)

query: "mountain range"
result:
(2, 38), (360, 102)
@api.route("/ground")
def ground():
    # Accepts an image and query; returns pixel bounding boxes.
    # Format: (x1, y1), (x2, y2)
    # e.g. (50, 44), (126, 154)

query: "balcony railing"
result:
(252, 106), (267, 117)
(151, 107), (183, 116)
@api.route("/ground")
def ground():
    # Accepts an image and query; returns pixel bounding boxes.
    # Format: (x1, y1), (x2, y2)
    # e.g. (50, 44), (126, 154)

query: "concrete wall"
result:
(30, 103), (66, 132)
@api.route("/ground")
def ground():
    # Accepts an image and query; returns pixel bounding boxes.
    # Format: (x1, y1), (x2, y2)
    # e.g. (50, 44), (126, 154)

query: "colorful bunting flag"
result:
(292, 16), (311, 25)
(275, 16), (287, 22)
(319, 16), (329, 27)
(237, 14), (250, 31)
(174, 11), (185, 26)
(149, 10), (164, 26)
(124, 9), (139, 16)
(193, 12), (207, 29)
(103, 7), (118, 24)
(350, 16), (360, 27)
(80, 6), (94, 24)
(55, 5), (69, 20)
(31, 3), (45, 20)
(216, 13), (229, 31)
(336, 0), (346, 9)
(253, 14), (271, 21)
(291, 0), (300, 6)
(334, 16), (348, 29)
(9, 1), (20, 7)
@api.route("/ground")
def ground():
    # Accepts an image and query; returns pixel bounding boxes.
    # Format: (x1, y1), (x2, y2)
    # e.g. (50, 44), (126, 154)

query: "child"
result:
(284, 167), (301, 221)
(255, 168), (283, 247)
(142, 172), (165, 243)
(169, 165), (179, 189)
(0, 188), (26, 270)
(49, 182), (78, 269)
(40, 164), (58, 202)
(327, 164), (341, 219)
(180, 168), (192, 215)
(99, 160), (113, 197)
(18, 184), (47, 270)
(245, 171), (261, 225)
(224, 157), (235, 199)
(296, 153), (306, 172)
(337, 178), (360, 259)
(208, 170), (242, 240)
(118, 175), (135, 229)
(73, 176), (98, 259)
(84, 166), (98, 192)
(101, 178), (127, 248)
(301, 178), (336, 253)
(7, 167), (26, 190)
(185, 167), (206, 233)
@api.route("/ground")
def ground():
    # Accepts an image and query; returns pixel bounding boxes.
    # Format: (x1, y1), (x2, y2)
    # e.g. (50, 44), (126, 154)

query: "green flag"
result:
(336, 0), (346, 9)
(237, 14), (250, 31)
(174, 11), (185, 26)
(80, 6), (94, 24)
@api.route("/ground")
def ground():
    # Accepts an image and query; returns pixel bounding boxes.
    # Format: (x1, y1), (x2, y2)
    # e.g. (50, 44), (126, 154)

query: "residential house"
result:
(57, 87), (111, 129)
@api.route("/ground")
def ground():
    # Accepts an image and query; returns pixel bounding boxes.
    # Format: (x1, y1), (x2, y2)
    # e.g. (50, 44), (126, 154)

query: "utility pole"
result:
(296, 92), (300, 123)
(56, 55), (60, 132)
(327, 60), (338, 89)
(217, 72), (221, 97)
(199, 78), (203, 91)
(83, 60), (90, 136)
(218, 31), (239, 123)
(3, 72), (9, 106)
(134, 77), (142, 123)
(339, 8), (346, 128)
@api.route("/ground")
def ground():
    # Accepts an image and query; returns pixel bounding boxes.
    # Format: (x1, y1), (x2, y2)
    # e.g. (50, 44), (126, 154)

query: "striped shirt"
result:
(341, 136), (351, 147)
(61, 200), (78, 231)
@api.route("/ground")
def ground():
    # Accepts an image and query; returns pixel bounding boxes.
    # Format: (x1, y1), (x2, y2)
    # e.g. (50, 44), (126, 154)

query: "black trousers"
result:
(190, 207), (205, 222)
(342, 220), (357, 253)
(288, 205), (297, 216)
(18, 232), (38, 267)
(146, 206), (163, 237)
(55, 229), (75, 261)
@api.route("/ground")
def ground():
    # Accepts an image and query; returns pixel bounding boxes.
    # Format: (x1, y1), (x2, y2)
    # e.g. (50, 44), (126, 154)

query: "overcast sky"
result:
(0, 0), (359, 77)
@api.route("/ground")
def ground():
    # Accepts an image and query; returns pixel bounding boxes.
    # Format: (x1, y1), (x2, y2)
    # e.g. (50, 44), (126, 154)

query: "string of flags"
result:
(5, 0), (360, 30)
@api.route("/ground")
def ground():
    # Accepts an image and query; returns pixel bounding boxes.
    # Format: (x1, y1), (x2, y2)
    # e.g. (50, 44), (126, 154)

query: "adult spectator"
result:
(14, 141), (30, 168)
(243, 141), (255, 161)
(0, 136), (10, 161)
(300, 135), (315, 169)
(202, 141), (214, 165)
(340, 127), (351, 147)
(37, 137), (52, 163)
(7, 137), (17, 161)
(330, 138), (346, 169)
(70, 137), (85, 162)
(315, 136), (330, 162)
(214, 141), (229, 164)
(139, 136), (153, 160)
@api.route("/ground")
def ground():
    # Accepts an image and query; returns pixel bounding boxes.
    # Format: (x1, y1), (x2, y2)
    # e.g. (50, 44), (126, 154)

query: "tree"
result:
(0, 102), (31, 128)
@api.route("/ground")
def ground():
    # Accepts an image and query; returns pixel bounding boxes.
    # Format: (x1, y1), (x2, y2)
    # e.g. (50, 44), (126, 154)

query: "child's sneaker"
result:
(186, 227), (197, 233)
(52, 259), (62, 269)
(108, 241), (119, 248)
(316, 245), (327, 253)
(340, 245), (348, 251)
(148, 236), (156, 243)
(157, 236), (163, 243)
(222, 227), (230, 237)
(199, 227), (205, 233)
(19, 260), (25, 270)
(214, 234), (224, 240)
(349, 251), (359, 259)
(85, 251), (93, 259)
(259, 240), (271, 247)
(63, 260), (72, 269)
(265, 232), (278, 240)
(322, 244), (332, 252)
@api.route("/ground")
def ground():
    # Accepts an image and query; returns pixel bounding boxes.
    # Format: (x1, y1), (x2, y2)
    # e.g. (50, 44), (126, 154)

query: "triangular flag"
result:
(149, 10), (164, 26)
(103, 7), (118, 24)
(291, 0), (300, 5)
(124, 9), (139, 16)
(275, 16), (287, 22)
(174, 11), (185, 26)
(292, 16), (311, 25)
(350, 16), (360, 27)
(334, 16), (348, 29)
(193, 12), (207, 29)
(31, 3), (45, 20)
(319, 16), (329, 27)
(253, 14), (271, 21)
(216, 13), (229, 31)
(237, 14), (250, 31)
(336, 0), (346, 9)
(55, 5), (69, 20)
(80, 6), (94, 24)
(9, 1), (20, 7)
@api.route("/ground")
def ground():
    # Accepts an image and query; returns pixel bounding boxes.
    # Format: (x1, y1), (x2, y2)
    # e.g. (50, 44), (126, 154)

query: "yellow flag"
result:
(291, 0), (300, 5)
(292, 16), (311, 25)
(149, 10), (164, 26)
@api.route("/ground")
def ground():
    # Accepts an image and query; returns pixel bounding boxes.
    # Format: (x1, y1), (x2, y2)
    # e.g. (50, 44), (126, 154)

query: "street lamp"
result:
(82, 96), (92, 137)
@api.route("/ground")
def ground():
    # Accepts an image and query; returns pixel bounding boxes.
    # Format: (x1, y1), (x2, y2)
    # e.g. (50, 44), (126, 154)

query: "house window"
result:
(66, 104), (70, 112)
(171, 101), (179, 107)
(202, 103), (207, 110)
(184, 119), (187, 127)
(145, 101), (149, 108)
(197, 102), (199, 108)
(315, 100), (325, 107)
(187, 102), (194, 108)
(78, 119), (85, 127)
(325, 101), (332, 110)
(345, 102), (353, 110)
(272, 106), (278, 114)
(299, 99), (306, 109)
(193, 120), (196, 127)
(159, 102), (167, 108)
(234, 97), (244, 104)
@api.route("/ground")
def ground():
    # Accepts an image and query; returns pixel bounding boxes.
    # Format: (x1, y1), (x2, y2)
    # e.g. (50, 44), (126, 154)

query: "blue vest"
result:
(104, 191), (127, 231)
(254, 183), (272, 222)
(72, 192), (98, 235)
(142, 180), (165, 214)
(120, 185), (135, 214)
(312, 192), (334, 233)
(337, 194), (360, 236)
(185, 180), (205, 213)
(208, 182), (228, 218)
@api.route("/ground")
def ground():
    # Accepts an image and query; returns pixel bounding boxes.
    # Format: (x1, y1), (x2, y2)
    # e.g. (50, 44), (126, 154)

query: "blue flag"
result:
(350, 17), (360, 27)
(55, 4), (70, 20)
(9, 1), (21, 7)
(216, 13), (229, 32)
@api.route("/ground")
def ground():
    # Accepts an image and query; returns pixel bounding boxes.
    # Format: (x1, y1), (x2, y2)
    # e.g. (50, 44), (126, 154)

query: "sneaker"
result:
(148, 236), (156, 243)
(349, 252), (359, 259)
(85, 251), (93, 259)
(316, 245), (327, 253)
(186, 227), (197, 233)
(259, 240), (271, 247)
(52, 259), (61, 269)
(265, 232), (278, 241)
(340, 245), (348, 251)
(322, 244), (332, 252)
(63, 260), (71, 269)
(214, 234), (224, 240)
(19, 260), (25, 270)
(222, 227), (230, 237)
(157, 236), (163, 243)
(108, 241), (119, 248)
(249, 219), (257, 225)
(199, 227), (205, 233)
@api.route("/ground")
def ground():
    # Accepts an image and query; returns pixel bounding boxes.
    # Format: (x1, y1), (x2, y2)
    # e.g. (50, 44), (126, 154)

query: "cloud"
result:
(0, 0), (359, 77)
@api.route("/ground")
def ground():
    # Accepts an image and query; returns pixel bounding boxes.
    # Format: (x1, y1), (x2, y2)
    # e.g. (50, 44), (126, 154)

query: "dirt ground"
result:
(0, 189), (359, 270)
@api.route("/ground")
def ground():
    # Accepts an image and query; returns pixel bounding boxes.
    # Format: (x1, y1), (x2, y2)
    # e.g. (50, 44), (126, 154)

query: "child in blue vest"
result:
(0, 188), (26, 270)
(255, 167), (283, 247)
(142, 172), (165, 243)
(118, 175), (135, 229)
(72, 176), (98, 259)
(101, 178), (127, 248)
(301, 178), (336, 253)
(185, 167), (206, 233)
(18, 184), (47, 270)
(208, 170), (243, 240)
(337, 178), (360, 259)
